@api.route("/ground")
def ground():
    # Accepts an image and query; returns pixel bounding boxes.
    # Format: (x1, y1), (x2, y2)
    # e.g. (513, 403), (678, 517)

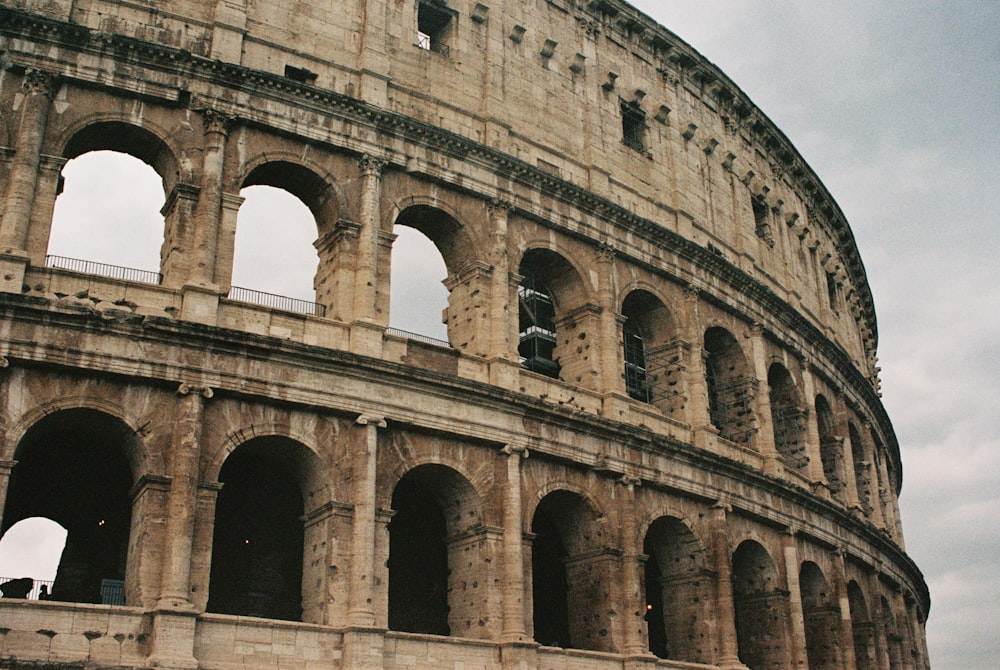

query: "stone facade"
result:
(0, 1), (929, 670)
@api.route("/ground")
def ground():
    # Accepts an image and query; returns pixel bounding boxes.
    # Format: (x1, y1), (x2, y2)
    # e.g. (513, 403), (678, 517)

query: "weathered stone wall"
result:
(0, 1), (927, 669)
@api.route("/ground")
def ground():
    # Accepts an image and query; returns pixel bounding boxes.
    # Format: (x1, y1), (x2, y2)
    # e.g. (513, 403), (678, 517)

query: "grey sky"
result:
(625, 2), (999, 668)
(1, 2), (995, 668)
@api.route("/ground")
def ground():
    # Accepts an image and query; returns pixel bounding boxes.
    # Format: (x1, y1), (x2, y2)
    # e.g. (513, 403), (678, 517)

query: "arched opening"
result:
(800, 561), (842, 670)
(518, 249), (585, 380)
(849, 423), (872, 513)
(642, 516), (711, 663)
(1, 409), (136, 604)
(387, 463), (485, 638)
(232, 185), (319, 305)
(815, 395), (844, 496)
(880, 595), (903, 670)
(207, 437), (307, 622)
(768, 363), (808, 473)
(0, 517), (67, 599)
(531, 490), (611, 651)
(731, 540), (792, 669)
(848, 581), (876, 670)
(48, 150), (165, 280)
(389, 223), (449, 341)
(620, 290), (682, 412)
(704, 327), (755, 447)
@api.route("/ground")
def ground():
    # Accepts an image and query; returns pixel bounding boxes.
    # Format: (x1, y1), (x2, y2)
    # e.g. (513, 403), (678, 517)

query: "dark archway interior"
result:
(208, 444), (304, 621)
(643, 543), (667, 657)
(531, 505), (570, 647)
(387, 473), (450, 635)
(2, 409), (133, 604)
(732, 540), (786, 670)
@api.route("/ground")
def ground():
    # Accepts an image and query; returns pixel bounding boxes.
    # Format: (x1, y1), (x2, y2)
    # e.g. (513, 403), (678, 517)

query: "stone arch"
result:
(2, 408), (139, 606)
(620, 288), (683, 414)
(704, 326), (756, 447)
(815, 395), (845, 496)
(387, 463), (492, 638)
(238, 157), (346, 234)
(880, 594), (903, 670)
(2, 396), (150, 476)
(516, 246), (592, 381)
(58, 117), (181, 190)
(530, 487), (615, 651)
(800, 561), (842, 670)
(206, 434), (326, 623)
(731, 539), (793, 669)
(768, 362), (808, 473)
(642, 515), (712, 663)
(848, 580), (876, 670)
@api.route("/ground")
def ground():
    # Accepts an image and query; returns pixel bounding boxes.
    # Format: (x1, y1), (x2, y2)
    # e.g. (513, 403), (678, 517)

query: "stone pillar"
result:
(0, 459), (15, 527)
(681, 288), (710, 433)
(0, 70), (53, 293)
(835, 398), (862, 508)
(595, 243), (623, 395)
(352, 155), (386, 324)
(160, 183), (202, 289)
(346, 414), (385, 627)
(747, 323), (779, 473)
(798, 364), (828, 490)
(707, 504), (748, 670)
(876, 455), (901, 546)
(487, 199), (514, 361)
(25, 154), (68, 264)
(781, 531), (810, 669)
(212, 192), (245, 289)
(500, 444), (529, 642)
(157, 384), (213, 609)
(618, 475), (648, 656)
(832, 550), (859, 670)
(861, 421), (886, 529)
(1, 70), (54, 253)
(189, 110), (232, 287)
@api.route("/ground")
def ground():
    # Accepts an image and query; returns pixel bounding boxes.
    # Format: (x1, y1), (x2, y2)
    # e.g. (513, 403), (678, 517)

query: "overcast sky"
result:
(624, 2), (999, 669)
(1, 2), (996, 669)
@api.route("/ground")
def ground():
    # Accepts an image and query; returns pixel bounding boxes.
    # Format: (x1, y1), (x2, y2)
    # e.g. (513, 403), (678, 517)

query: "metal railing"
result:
(0, 577), (124, 604)
(228, 286), (326, 317)
(45, 255), (162, 285)
(386, 327), (450, 348)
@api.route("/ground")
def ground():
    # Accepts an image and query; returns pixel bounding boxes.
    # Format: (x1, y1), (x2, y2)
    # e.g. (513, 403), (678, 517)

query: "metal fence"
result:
(386, 327), (450, 348)
(0, 577), (125, 604)
(228, 286), (326, 317)
(45, 255), (162, 285)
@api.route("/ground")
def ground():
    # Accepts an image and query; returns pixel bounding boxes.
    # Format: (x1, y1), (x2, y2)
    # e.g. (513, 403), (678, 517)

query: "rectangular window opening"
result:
(621, 101), (646, 153)
(418, 2), (454, 56)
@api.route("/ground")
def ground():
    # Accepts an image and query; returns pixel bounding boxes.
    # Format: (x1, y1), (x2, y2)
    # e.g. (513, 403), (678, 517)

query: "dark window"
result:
(417, 2), (453, 56)
(752, 196), (774, 245)
(623, 319), (650, 402)
(826, 272), (839, 310)
(518, 271), (560, 378)
(621, 101), (646, 152)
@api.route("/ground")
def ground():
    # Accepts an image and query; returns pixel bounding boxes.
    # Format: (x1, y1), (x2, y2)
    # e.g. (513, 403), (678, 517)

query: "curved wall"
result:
(0, 1), (928, 669)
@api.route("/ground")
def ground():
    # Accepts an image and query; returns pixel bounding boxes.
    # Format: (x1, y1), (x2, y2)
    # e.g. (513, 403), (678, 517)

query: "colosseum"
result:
(0, 0), (930, 669)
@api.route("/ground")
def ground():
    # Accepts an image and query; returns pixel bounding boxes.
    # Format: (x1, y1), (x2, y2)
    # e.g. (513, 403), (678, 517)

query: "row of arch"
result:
(0, 404), (924, 669)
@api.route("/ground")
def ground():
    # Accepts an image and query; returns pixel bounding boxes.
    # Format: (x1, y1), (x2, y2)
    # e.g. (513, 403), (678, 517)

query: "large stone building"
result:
(0, 0), (930, 669)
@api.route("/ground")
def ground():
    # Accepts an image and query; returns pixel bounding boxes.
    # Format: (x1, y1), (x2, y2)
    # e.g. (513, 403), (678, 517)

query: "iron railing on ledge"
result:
(386, 327), (450, 348)
(45, 255), (162, 285)
(227, 286), (326, 317)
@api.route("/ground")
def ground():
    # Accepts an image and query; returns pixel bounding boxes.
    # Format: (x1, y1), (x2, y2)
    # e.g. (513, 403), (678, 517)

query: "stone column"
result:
(352, 155), (385, 324)
(707, 503), (747, 670)
(595, 243), (623, 396)
(25, 154), (68, 264)
(681, 288), (710, 433)
(1, 69), (54, 254)
(499, 444), (529, 642)
(781, 531), (810, 669)
(834, 397), (862, 508)
(487, 199), (514, 361)
(747, 323), (779, 472)
(346, 414), (385, 627)
(861, 421), (886, 529)
(798, 364), (828, 490)
(0, 459), (16, 527)
(189, 110), (232, 287)
(157, 383), (213, 609)
(832, 550), (859, 670)
(619, 475), (648, 656)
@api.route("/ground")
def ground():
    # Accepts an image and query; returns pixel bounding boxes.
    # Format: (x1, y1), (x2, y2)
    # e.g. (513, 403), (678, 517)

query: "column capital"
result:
(618, 474), (641, 488)
(177, 383), (214, 399)
(356, 414), (387, 428)
(501, 443), (529, 459)
(358, 154), (387, 177)
(595, 240), (617, 262)
(198, 108), (235, 136)
(22, 68), (56, 97)
(487, 197), (514, 214)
